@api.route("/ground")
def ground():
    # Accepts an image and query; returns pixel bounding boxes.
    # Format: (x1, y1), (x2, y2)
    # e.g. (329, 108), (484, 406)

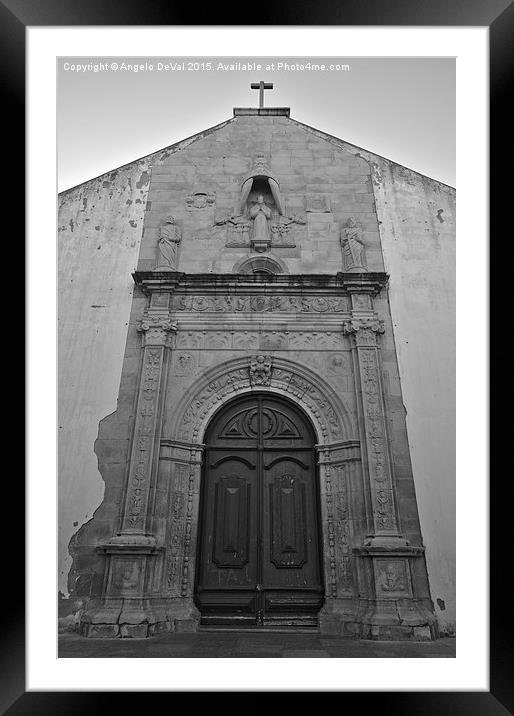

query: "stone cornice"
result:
(133, 271), (388, 297)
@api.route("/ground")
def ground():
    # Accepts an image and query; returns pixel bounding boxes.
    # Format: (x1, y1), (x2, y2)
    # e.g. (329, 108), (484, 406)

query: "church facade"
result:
(58, 100), (455, 640)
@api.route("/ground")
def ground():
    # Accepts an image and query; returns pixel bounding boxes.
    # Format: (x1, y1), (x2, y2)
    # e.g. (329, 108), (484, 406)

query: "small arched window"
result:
(233, 256), (288, 275)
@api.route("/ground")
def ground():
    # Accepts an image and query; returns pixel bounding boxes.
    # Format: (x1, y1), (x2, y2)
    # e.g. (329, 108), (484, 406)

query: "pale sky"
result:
(57, 56), (455, 192)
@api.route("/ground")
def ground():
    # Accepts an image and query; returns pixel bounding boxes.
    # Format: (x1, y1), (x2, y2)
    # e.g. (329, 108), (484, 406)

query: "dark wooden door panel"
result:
(212, 474), (251, 569)
(195, 395), (324, 627)
(263, 454), (322, 592)
(196, 454), (257, 596)
(269, 473), (308, 569)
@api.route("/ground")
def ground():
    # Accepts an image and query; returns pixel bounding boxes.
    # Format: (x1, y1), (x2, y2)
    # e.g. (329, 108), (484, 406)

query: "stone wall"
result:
(139, 115), (384, 275)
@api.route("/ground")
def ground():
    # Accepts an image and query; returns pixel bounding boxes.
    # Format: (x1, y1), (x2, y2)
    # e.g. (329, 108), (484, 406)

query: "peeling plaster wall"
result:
(58, 121), (233, 596)
(58, 163), (149, 595)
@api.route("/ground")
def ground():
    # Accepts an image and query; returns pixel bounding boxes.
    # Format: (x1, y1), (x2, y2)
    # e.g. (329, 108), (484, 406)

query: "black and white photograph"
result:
(56, 55), (457, 658)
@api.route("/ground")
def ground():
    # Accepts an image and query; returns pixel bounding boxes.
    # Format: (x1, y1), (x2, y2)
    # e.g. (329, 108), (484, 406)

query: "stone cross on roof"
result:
(250, 81), (274, 108)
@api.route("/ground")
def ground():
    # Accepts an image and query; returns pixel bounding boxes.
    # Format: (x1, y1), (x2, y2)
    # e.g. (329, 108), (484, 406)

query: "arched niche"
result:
(240, 154), (284, 215)
(232, 255), (289, 275)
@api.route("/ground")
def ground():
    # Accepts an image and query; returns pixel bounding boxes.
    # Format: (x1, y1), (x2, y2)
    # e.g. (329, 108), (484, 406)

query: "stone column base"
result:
(360, 597), (438, 641)
(81, 597), (200, 638)
(319, 598), (438, 641)
(319, 598), (366, 637)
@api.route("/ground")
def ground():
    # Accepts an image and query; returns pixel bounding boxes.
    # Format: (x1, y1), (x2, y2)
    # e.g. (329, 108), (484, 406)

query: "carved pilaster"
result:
(318, 441), (365, 636)
(343, 316), (401, 541)
(118, 313), (176, 533)
(343, 316), (437, 638)
(317, 442), (360, 597)
(160, 441), (203, 631)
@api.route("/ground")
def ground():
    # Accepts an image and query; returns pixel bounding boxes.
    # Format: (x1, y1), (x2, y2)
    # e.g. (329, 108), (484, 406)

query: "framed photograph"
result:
(8, 0), (509, 710)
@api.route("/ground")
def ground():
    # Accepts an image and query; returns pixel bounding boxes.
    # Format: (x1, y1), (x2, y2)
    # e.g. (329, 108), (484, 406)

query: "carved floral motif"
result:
(355, 345), (397, 533)
(181, 453), (201, 596)
(124, 347), (163, 530)
(166, 489), (186, 593)
(334, 465), (353, 592)
(138, 312), (176, 348)
(324, 461), (338, 597)
(343, 317), (385, 347)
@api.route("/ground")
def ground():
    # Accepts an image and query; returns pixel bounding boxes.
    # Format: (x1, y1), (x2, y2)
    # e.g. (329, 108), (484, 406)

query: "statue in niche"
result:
(250, 195), (272, 243)
(155, 215), (182, 271)
(341, 216), (368, 272)
(215, 154), (305, 252)
(240, 153), (284, 216)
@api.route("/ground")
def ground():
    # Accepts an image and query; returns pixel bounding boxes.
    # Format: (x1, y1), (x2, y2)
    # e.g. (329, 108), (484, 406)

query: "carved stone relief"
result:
(172, 352), (195, 376)
(334, 465), (353, 592)
(232, 331), (260, 350)
(327, 352), (352, 375)
(344, 317), (397, 534)
(174, 329), (345, 352)
(249, 355), (272, 386)
(305, 194), (331, 213)
(166, 488), (186, 594)
(171, 294), (349, 313)
(260, 332), (288, 351)
(121, 316), (175, 532)
(374, 560), (412, 598)
(111, 558), (142, 596)
(288, 332), (345, 350)
(323, 461), (338, 597)
(174, 361), (348, 444)
(185, 192), (215, 210)
(211, 154), (308, 252)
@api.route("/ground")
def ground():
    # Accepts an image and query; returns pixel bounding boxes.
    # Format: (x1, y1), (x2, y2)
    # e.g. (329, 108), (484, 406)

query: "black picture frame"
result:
(6, 0), (510, 712)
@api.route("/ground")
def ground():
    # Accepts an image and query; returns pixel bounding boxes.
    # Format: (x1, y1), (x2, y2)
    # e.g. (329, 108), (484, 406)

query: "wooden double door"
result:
(195, 394), (324, 628)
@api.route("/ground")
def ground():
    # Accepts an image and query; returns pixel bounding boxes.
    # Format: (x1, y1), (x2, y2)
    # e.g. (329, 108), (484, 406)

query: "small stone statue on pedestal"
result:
(154, 216), (182, 271)
(341, 217), (368, 272)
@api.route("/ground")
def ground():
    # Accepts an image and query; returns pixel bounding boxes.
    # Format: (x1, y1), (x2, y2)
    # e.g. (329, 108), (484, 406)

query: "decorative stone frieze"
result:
(172, 294), (349, 313)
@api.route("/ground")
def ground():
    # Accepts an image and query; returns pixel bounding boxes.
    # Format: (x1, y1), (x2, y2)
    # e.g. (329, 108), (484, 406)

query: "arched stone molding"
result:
(232, 254), (289, 275)
(167, 355), (356, 446)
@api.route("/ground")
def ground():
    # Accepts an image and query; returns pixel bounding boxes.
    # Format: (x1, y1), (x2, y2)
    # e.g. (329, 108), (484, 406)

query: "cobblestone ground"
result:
(59, 632), (455, 658)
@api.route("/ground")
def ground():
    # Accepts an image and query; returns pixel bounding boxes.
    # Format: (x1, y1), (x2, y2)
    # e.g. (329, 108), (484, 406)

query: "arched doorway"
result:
(194, 393), (324, 628)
